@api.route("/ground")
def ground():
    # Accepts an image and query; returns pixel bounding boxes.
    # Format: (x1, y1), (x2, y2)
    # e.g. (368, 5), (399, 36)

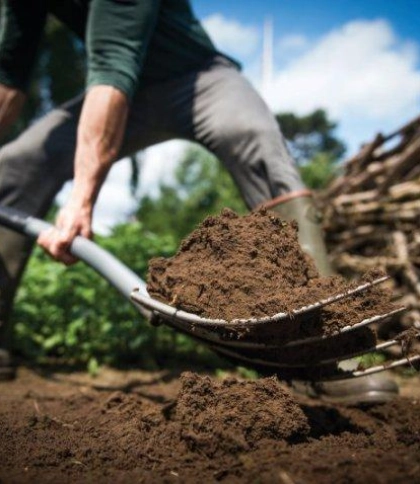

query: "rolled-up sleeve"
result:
(0, 0), (47, 91)
(86, 0), (159, 101)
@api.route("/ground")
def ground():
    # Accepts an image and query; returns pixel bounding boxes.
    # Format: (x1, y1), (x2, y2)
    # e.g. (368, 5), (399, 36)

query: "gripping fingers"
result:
(37, 227), (79, 265)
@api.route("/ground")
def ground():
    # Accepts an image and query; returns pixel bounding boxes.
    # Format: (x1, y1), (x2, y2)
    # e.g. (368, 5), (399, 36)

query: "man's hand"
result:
(37, 203), (93, 266)
(37, 85), (129, 264)
(0, 84), (25, 139)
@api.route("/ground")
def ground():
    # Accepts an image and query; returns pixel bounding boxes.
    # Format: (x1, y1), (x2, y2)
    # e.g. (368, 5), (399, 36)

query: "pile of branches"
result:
(322, 115), (420, 339)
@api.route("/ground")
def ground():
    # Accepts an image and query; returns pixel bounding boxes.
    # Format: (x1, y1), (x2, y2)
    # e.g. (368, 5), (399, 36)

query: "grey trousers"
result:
(0, 56), (304, 348)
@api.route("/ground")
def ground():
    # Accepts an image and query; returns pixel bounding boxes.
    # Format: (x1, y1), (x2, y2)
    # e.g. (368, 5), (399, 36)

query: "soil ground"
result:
(2, 210), (419, 483)
(1, 366), (420, 484)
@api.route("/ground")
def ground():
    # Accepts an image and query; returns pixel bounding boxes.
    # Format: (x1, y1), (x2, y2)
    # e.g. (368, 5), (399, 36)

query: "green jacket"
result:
(0, 0), (239, 101)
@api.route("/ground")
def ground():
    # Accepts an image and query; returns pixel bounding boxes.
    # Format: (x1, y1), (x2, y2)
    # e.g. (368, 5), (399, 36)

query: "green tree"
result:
(299, 152), (342, 190)
(136, 144), (246, 242)
(276, 109), (346, 189)
(276, 109), (346, 165)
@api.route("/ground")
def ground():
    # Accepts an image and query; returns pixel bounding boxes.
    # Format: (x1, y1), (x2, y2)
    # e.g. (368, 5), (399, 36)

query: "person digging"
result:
(0, 0), (397, 404)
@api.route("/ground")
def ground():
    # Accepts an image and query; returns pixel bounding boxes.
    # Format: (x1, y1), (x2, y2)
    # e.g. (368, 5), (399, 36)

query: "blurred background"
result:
(7, 1), (420, 372)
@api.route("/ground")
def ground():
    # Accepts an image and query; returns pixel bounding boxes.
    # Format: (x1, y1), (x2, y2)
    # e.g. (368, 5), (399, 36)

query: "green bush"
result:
(299, 153), (341, 190)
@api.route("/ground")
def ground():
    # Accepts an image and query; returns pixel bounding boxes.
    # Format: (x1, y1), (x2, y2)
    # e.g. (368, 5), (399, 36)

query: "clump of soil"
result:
(147, 208), (396, 327)
(394, 326), (420, 355)
(165, 372), (309, 456)
(148, 207), (318, 321)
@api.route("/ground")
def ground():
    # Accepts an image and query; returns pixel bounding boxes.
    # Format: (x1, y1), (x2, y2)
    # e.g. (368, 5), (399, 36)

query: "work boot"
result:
(265, 189), (334, 276)
(0, 348), (16, 381)
(265, 190), (399, 404)
(290, 373), (399, 406)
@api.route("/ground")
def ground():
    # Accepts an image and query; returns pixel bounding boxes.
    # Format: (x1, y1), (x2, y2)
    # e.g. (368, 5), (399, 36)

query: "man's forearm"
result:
(37, 85), (129, 264)
(70, 85), (129, 213)
(0, 84), (25, 139)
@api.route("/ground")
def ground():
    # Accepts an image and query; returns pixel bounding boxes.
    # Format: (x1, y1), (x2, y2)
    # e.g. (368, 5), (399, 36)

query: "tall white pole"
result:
(261, 16), (274, 99)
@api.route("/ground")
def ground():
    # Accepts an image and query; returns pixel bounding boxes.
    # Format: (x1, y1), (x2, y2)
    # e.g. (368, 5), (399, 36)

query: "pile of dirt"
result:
(147, 208), (396, 325)
(148, 207), (317, 320)
(158, 372), (310, 456)
(1, 368), (420, 483)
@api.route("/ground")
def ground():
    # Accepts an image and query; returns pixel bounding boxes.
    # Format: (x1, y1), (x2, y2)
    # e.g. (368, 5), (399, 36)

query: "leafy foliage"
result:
(275, 109), (346, 190)
(299, 152), (343, 190)
(276, 109), (346, 165)
(13, 222), (226, 370)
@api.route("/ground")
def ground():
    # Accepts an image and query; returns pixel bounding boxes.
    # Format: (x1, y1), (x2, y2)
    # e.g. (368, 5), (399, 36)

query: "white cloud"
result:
(138, 140), (190, 196)
(57, 158), (139, 235)
(93, 160), (139, 234)
(265, 19), (420, 122)
(203, 13), (260, 59)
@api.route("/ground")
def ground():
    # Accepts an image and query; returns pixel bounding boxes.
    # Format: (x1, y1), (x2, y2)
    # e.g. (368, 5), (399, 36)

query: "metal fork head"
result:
(206, 325), (420, 382)
(131, 275), (419, 381)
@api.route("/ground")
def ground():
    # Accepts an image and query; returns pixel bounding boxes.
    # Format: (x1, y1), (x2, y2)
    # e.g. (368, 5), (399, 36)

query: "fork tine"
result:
(213, 338), (405, 369)
(272, 307), (405, 349)
(131, 275), (390, 327)
(208, 342), (420, 377)
(147, 307), (404, 352)
(293, 338), (401, 367)
(317, 354), (420, 380)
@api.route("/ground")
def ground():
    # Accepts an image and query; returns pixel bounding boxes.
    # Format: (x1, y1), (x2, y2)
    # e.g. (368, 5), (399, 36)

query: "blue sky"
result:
(192, 0), (420, 153)
(195, 1), (420, 47)
(83, 1), (420, 232)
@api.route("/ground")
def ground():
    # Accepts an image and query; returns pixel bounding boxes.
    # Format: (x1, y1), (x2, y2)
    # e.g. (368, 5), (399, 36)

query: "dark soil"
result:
(2, 209), (417, 483)
(147, 208), (397, 326)
(1, 367), (420, 483)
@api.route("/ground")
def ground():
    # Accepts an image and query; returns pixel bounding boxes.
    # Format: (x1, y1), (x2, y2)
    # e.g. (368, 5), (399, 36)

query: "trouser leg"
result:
(122, 58), (305, 210)
(0, 97), (82, 349)
(188, 59), (305, 209)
